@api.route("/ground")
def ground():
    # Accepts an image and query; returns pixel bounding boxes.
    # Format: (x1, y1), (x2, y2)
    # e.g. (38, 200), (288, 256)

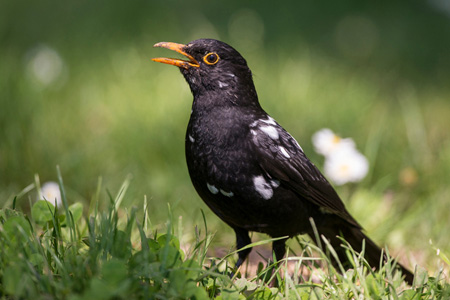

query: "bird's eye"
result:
(203, 52), (220, 65)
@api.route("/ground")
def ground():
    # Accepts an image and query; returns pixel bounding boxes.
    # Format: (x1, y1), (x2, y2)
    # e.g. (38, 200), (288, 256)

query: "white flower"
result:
(39, 182), (62, 207)
(26, 45), (65, 86)
(323, 147), (369, 186)
(312, 128), (355, 157)
(312, 128), (369, 185)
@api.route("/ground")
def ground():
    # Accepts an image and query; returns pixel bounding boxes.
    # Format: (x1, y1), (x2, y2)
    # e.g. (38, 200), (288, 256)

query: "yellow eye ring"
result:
(203, 52), (220, 65)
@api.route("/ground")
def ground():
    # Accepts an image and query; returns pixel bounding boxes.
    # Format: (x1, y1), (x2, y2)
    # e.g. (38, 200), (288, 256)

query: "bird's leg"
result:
(267, 237), (288, 287)
(273, 238), (288, 262)
(231, 227), (252, 276)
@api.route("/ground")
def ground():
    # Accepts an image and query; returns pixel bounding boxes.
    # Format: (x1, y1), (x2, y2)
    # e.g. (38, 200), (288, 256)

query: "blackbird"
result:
(152, 39), (414, 284)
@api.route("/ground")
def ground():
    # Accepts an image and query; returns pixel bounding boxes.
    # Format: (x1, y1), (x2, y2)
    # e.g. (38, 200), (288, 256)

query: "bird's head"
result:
(152, 39), (258, 105)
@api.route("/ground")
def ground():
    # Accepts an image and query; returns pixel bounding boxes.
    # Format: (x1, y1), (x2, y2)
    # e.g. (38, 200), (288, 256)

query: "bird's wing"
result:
(248, 118), (361, 228)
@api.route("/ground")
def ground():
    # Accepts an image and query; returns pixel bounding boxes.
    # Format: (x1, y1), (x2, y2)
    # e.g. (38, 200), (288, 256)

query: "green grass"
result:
(1, 174), (449, 299)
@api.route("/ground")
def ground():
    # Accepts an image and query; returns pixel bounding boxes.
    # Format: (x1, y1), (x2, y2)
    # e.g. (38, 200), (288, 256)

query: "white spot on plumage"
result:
(218, 81), (229, 88)
(220, 189), (234, 197)
(207, 183), (219, 194)
(279, 146), (291, 158)
(260, 125), (279, 140)
(253, 175), (273, 200)
(188, 135), (195, 143)
(270, 179), (280, 188)
(261, 116), (277, 126)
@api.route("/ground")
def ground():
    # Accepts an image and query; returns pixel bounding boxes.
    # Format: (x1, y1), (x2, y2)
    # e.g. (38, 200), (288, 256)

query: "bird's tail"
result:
(315, 225), (414, 285)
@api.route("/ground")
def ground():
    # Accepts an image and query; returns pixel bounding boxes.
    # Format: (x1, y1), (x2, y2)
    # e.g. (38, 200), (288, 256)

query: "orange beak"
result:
(152, 42), (200, 69)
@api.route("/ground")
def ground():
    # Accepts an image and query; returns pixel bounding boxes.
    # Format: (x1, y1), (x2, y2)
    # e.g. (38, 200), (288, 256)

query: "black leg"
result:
(233, 227), (252, 269)
(266, 237), (288, 287)
(272, 237), (288, 262)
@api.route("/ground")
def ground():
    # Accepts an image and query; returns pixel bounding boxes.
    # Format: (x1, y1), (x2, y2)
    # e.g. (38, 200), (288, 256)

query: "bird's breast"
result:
(186, 114), (253, 184)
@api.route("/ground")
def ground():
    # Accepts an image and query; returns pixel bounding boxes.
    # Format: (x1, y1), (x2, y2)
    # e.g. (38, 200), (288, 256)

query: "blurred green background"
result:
(1, 0), (450, 268)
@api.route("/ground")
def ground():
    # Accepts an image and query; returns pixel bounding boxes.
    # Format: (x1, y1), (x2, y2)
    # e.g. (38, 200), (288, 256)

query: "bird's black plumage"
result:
(152, 39), (414, 284)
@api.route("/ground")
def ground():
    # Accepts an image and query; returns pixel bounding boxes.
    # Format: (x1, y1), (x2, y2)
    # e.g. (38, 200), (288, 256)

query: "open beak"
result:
(152, 42), (200, 69)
